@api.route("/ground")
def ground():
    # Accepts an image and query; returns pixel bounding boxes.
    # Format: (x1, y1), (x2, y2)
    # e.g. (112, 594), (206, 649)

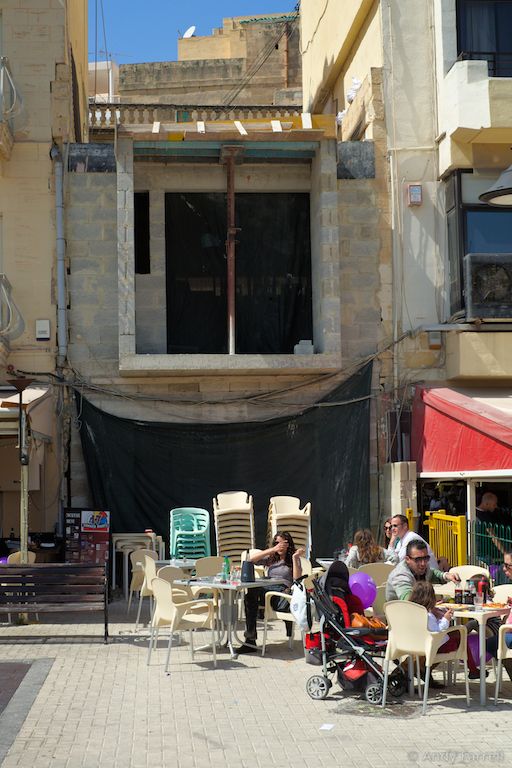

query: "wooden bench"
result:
(0, 563), (108, 642)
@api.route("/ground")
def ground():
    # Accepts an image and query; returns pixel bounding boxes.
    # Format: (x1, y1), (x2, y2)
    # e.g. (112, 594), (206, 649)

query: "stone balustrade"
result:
(89, 102), (302, 130)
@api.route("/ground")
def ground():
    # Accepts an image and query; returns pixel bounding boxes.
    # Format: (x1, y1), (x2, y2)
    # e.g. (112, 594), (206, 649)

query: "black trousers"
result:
(244, 583), (292, 641)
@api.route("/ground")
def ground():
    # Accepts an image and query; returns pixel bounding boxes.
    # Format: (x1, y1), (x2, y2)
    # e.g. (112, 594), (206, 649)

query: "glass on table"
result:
(230, 566), (241, 585)
(474, 593), (484, 611)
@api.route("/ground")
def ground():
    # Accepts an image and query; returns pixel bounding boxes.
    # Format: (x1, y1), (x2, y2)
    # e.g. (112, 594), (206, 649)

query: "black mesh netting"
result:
(76, 363), (372, 557)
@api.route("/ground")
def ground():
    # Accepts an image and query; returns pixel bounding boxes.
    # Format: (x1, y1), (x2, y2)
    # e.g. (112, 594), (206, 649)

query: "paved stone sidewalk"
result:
(0, 602), (511, 768)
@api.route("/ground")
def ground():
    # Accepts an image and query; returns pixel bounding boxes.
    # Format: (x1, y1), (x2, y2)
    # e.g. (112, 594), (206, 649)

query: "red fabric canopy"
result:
(411, 386), (512, 472)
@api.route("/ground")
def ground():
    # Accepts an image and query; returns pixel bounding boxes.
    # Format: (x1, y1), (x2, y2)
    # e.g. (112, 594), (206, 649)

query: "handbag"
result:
(241, 560), (255, 583)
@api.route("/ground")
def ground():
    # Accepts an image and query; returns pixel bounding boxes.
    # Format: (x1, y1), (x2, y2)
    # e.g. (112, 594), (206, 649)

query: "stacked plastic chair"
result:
(267, 495), (312, 558)
(169, 507), (211, 559)
(213, 491), (255, 566)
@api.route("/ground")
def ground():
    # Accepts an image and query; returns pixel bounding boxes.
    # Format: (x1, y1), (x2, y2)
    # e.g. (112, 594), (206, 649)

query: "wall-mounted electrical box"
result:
(407, 183), (423, 206)
(35, 319), (51, 341)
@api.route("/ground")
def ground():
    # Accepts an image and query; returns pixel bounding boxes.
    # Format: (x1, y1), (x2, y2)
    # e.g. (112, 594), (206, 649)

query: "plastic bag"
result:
(290, 582), (311, 631)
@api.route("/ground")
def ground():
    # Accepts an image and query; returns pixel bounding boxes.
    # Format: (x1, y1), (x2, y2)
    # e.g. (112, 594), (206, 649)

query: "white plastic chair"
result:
(127, 549), (157, 613)
(261, 591), (294, 656)
(382, 600), (470, 715)
(357, 562), (395, 586)
(147, 577), (216, 672)
(135, 555), (159, 630)
(494, 620), (512, 703)
(213, 491), (253, 511)
(449, 565), (490, 582)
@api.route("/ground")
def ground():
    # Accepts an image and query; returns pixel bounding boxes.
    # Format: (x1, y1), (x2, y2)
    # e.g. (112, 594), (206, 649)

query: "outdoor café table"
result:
(452, 604), (509, 705)
(176, 577), (285, 660)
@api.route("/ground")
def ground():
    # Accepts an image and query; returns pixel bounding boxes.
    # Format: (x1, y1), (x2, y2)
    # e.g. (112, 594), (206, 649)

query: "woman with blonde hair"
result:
(345, 528), (398, 568)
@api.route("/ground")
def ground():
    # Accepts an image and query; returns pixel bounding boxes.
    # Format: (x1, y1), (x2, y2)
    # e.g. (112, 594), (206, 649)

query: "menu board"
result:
(64, 508), (110, 565)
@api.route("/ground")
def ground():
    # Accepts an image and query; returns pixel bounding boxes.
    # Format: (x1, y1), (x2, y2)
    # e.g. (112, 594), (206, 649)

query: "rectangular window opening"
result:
(164, 192), (313, 354)
(134, 191), (150, 274)
(456, 0), (512, 76)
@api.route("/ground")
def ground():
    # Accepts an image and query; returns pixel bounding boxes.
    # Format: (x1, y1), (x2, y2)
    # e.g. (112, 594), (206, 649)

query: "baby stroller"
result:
(304, 570), (407, 705)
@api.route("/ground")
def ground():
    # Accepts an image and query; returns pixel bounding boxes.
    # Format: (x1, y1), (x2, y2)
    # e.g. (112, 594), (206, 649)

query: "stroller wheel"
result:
(388, 668), (407, 698)
(306, 675), (331, 700)
(364, 681), (384, 705)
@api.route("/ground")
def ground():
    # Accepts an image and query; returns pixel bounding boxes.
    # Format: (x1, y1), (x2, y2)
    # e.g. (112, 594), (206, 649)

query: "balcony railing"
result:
(89, 102), (302, 130)
(457, 51), (512, 78)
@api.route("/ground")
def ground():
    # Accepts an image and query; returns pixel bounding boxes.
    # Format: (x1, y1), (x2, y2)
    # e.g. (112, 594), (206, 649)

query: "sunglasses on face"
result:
(408, 555), (430, 563)
(391, 524), (402, 529)
(503, 563), (512, 570)
(384, 525), (392, 531)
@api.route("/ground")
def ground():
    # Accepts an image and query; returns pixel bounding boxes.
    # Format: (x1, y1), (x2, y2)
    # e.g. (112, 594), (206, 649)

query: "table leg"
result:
(479, 617), (486, 706)
(220, 590), (238, 659)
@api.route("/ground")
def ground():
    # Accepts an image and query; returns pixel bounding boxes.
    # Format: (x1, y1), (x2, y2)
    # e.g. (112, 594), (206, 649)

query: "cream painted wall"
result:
(332, 2), (382, 114)
(301, 0), (375, 111)
(67, 0), (89, 141)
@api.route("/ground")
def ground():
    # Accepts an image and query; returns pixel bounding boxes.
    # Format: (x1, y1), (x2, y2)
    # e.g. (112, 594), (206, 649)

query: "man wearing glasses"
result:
(386, 540), (460, 602)
(486, 550), (512, 680)
(390, 514), (439, 569)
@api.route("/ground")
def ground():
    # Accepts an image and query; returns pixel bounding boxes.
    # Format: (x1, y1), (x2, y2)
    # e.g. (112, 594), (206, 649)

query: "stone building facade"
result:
(117, 14), (302, 106)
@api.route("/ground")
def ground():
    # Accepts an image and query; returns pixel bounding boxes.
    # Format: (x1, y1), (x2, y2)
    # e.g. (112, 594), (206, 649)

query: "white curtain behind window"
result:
(461, 1), (496, 52)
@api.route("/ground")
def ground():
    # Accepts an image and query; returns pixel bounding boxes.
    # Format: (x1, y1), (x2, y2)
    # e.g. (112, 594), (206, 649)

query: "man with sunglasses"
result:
(386, 539), (460, 602)
(486, 550), (512, 680)
(389, 514), (439, 569)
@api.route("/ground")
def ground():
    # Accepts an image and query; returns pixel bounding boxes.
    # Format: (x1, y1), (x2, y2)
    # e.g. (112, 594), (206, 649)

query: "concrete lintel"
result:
(118, 352), (342, 376)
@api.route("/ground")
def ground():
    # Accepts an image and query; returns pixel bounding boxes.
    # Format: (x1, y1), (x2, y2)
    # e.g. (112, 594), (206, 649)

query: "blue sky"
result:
(89, 1), (297, 64)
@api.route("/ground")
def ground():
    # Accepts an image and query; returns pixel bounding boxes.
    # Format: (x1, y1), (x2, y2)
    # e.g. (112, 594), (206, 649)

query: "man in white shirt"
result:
(390, 514), (439, 569)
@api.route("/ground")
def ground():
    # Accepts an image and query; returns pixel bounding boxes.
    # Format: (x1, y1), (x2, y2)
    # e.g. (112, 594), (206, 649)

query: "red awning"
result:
(411, 385), (512, 472)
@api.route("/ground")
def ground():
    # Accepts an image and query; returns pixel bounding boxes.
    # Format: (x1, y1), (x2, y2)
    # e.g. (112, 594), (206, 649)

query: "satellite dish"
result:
(183, 25), (196, 38)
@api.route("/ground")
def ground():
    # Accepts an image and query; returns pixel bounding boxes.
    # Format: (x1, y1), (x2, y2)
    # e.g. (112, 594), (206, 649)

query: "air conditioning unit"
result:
(464, 253), (512, 320)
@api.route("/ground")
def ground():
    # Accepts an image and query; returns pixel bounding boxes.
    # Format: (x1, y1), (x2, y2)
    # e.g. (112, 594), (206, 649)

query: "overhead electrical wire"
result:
(223, 2), (300, 107)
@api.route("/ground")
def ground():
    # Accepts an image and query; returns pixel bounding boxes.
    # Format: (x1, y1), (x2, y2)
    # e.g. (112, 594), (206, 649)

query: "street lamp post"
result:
(7, 377), (33, 563)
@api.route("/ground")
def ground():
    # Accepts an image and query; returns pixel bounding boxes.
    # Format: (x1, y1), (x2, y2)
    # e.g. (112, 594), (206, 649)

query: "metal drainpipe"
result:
(50, 144), (68, 367)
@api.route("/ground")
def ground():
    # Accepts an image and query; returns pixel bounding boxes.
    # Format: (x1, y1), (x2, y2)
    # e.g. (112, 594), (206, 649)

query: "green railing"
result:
(468, 520), (512, 585)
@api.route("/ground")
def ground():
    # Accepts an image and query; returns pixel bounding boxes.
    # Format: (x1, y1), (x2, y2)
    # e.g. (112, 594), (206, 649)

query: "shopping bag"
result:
(290, 581), (312, 631)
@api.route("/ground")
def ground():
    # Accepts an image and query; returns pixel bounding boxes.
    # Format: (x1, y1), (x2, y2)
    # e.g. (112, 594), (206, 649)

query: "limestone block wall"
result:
(66, 172), (119, 377)
(65, 153), (345, 506)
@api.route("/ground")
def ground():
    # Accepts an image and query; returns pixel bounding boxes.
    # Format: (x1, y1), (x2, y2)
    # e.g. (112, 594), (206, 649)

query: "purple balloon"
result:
(349, 572), (377, 609)
(0, 557), (7, 564)
(467, 633), (492, 664)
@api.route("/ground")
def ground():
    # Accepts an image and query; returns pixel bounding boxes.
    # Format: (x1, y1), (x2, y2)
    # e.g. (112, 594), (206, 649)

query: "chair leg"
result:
(135, 591), (144, 631)
(165, 628), (173, 673)
(381, 659), (389, 707)
(495, 659), (503, 704)
(261, 615), (268, 657)
(463, 659), (470, 707)
(416, 657), (422, 698)
(287, 621), (294, 650)
(407, 656), (414, 698)
(422, 665), (431, 715)
(127, 588), (134, 614)
(211, 626), (217, 668)
(189, 629), (194, 660)
(147, 624), (156, 665)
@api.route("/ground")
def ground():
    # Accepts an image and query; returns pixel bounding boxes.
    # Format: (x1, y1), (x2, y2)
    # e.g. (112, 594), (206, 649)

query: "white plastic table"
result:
(453, 605), (509, 705)
(176, 577), (284, 659)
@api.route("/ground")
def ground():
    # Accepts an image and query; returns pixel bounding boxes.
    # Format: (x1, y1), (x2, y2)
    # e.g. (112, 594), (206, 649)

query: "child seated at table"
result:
(409, 581), (481, 678)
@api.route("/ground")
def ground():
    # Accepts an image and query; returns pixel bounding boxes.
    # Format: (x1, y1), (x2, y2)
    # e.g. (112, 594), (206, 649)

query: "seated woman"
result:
(238, 531), (303, 654)
(409, 581), (480, 678)
(345, 528), (398, 568)
(320, 560), (365, 626)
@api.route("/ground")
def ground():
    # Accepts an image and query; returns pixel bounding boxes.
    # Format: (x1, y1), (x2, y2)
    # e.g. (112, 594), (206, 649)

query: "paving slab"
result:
(0, 602), (511, 767)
